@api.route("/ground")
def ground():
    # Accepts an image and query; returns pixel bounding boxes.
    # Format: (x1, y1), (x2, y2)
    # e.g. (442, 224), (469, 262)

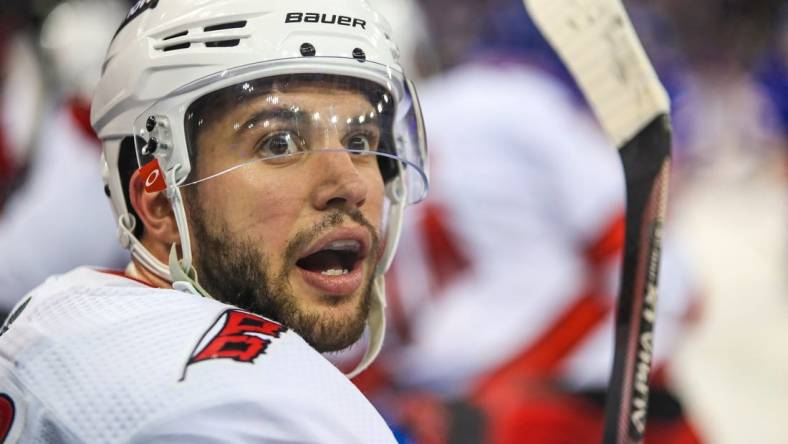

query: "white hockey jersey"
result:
(0, 267), (396, 443)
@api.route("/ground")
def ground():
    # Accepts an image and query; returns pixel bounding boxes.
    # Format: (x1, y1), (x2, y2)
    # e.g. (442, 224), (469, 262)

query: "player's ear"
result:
(129, 169), (179, 246)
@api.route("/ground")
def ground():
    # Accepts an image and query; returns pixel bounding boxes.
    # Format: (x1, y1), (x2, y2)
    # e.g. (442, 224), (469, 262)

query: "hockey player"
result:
(0, 0), (427, 442)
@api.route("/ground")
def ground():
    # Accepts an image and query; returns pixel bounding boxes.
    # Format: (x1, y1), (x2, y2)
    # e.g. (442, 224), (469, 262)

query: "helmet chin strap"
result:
(119, 214), (172, 281)
(168, 244), (213, 298)
(167, 170), (194, 272)
(165, 170), (213, 299)
(346, 274), (387, 379)
(345, 172), (407, 378)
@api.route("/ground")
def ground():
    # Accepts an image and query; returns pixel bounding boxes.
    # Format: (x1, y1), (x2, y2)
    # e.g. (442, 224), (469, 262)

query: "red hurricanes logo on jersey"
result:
(181, 310), (286, 381)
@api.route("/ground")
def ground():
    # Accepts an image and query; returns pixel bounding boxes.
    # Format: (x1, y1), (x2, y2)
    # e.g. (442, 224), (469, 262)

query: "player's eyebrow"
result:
(237, 105), (382, 134)
(237, 107), (310, 134)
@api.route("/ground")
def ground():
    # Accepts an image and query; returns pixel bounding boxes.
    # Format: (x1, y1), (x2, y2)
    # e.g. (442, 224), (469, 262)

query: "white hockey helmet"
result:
(91, 0), (428, 377)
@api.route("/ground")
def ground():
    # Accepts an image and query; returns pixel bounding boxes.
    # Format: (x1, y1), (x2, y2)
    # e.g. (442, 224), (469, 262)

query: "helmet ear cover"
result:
(182, 73), (400, 186)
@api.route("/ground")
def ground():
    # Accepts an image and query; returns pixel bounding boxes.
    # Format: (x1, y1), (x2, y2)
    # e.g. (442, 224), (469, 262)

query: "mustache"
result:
(282, 208), (380, 267)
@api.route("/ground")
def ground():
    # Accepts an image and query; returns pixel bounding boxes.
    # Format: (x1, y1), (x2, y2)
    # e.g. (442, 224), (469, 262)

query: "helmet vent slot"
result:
(163, 42), (191, 52)
(163, 30), (189, 41)
(204, 21), (247, 32)
(205, 39), (241, 48)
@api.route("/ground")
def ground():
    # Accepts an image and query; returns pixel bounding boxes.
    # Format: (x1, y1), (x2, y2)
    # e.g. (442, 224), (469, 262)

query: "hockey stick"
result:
(521, 1), (671, 443)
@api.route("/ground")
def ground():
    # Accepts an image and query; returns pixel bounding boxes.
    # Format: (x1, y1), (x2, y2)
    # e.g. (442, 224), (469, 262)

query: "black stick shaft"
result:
(603, 114), (672, 444)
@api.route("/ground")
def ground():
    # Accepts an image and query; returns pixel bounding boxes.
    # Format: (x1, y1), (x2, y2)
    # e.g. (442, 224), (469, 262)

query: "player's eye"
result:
(256, 131), (303, 158)
(345, 132), (377, 153)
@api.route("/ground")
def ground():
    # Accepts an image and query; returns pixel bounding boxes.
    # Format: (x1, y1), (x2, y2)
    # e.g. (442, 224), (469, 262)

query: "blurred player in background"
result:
(0, 2), (47, 214)
(0, 0), (128, 315)
(0, 0), (428, 441)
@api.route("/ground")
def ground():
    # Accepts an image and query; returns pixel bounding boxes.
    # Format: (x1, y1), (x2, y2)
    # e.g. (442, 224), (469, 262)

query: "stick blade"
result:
(523, 0), (670, 148)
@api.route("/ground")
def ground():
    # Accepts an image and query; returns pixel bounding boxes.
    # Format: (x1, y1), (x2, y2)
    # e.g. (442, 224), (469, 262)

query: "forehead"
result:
(234, 85), (376, 122)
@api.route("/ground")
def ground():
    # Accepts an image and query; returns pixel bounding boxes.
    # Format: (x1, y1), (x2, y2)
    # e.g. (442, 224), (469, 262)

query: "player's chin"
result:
(295, 287), (370, 353)
(287, 267), (372, 352)
(306, 316), (367, 353)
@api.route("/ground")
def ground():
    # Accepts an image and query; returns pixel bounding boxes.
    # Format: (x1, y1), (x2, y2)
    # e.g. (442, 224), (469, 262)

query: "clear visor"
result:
(133, 58), (428, 205)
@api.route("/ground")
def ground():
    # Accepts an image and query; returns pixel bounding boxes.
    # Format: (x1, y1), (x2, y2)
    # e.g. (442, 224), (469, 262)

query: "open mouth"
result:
(295, 240), (364, 276)
(294, 230), (371, 296)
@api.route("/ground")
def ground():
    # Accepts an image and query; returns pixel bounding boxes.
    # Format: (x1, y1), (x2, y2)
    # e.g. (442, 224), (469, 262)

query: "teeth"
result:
(321, 269), (349, 276)
(324, 240), (360, 252)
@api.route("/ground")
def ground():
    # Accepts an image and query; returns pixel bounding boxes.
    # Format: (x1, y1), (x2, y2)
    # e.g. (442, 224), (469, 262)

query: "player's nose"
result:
(310, 150), (368, 211)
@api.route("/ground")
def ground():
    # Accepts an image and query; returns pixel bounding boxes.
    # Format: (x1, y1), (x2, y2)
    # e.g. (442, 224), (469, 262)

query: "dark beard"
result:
(187, 198), (378, 353)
